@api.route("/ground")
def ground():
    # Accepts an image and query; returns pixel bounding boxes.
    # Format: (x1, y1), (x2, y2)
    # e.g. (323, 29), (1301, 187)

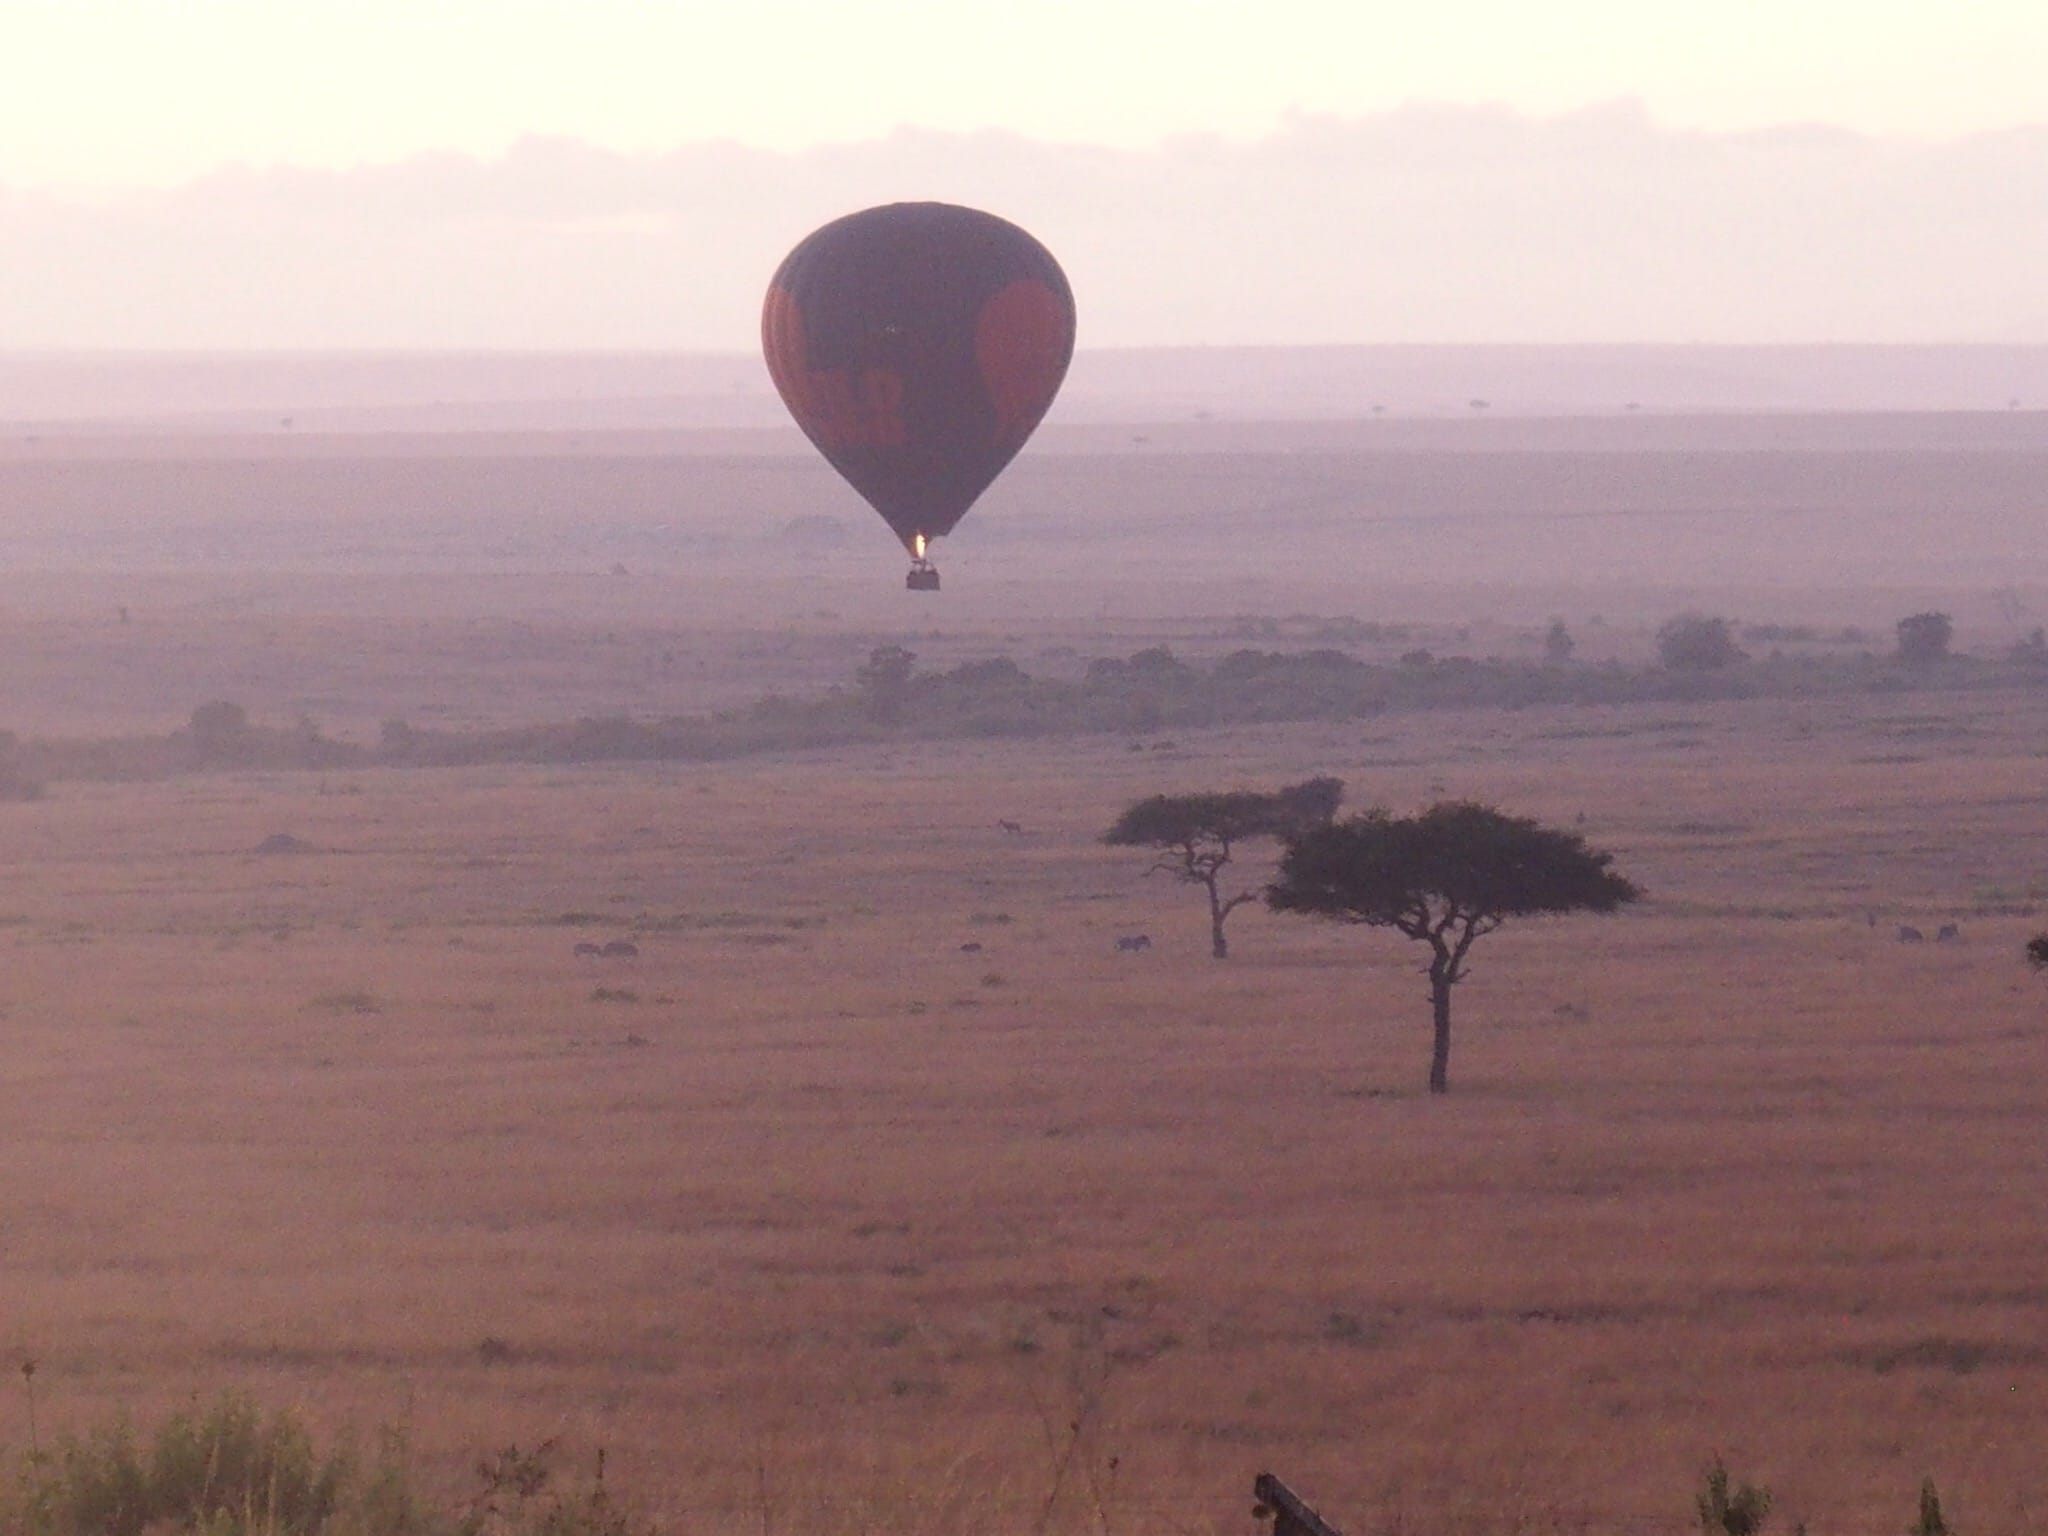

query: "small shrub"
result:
(5, 1393), (649, 1534)
(1658, 614), (1745, 671)
(1697, 1455), (1773, 1536)
(1895, 611), (1955, 665)
(31, 1394), (352, 1536)
(188, 700), (254, 766)
(1322, 1310), (1380, 1344)
(308, 990), (380, 1014)
(379, 717), (419, 758)
(468, 1440), (644, 1536)
(1912, 1478), (1951, 1536)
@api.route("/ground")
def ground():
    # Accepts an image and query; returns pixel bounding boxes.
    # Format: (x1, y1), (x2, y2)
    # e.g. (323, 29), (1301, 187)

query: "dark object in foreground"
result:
(1268, 801), (1640, 1093)
(906, 560), (940, 591)
(1254, 1474), (1344, 1536)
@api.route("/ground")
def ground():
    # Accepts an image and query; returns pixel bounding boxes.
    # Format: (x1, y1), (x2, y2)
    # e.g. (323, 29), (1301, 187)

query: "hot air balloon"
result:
(763, 202), (1076, 590)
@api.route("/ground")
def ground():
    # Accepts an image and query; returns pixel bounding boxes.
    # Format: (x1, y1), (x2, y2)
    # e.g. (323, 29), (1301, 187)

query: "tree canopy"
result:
(1268, 802), (1640, 1092)
(1270, 802), (1639, 926)
(1895, 611), (1954, 665)
(1105, 777), (1343, 958)
(1656, 614), (1744, 672)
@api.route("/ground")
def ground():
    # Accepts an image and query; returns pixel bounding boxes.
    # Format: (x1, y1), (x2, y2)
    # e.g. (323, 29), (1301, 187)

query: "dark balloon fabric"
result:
(763, 203), (1075, 553)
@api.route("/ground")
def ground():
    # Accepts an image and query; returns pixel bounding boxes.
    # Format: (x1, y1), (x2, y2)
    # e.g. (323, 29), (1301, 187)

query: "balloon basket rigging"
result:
(906, 559), (941, 591)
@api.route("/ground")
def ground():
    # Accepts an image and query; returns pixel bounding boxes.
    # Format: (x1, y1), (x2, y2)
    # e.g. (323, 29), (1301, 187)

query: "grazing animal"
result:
(573, 942), (603, 957)
(1897, 925), (1925, 943)
(600, 940), (640, 959)
(997, 818), (1024, 835)
(1936, 923), (1962, 943)
(959, 941), (984, 953)
(1114, 934), (1152, 953)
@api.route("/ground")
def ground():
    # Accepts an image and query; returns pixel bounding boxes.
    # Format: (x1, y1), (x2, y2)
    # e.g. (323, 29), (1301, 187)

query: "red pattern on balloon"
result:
(975, 280), (1072, 449)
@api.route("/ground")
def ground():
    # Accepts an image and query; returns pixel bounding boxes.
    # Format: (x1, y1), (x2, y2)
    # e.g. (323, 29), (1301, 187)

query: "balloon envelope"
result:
(762, 202), (1076, 556)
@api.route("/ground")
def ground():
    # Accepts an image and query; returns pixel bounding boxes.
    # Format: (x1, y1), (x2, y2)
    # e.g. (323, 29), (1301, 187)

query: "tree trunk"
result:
(1206, 879), (1229, 958)
(1428, 973), (1454, 1094)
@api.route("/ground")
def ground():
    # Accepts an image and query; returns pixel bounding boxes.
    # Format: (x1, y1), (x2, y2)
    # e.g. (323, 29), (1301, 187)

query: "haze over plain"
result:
(4, 0), (2048, 349)
(7, 7), (2048, 1529)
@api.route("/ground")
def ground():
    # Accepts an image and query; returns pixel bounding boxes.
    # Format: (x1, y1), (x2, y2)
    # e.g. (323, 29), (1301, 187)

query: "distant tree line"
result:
(0, 730), (43, 802)
(3, 617), (2044, 790)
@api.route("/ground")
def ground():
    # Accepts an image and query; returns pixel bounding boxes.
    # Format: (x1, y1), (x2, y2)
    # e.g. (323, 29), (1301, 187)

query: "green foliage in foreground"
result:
(1696, 1456), (1774, 1536)
(0, 1393), (1974, 1536)
(4, 1393), (642, 1536)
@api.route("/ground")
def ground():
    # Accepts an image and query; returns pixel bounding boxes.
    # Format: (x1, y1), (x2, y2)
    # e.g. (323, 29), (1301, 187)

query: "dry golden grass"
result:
(4, 416), (2045, 1530)
(4, 682), (2046, 1533)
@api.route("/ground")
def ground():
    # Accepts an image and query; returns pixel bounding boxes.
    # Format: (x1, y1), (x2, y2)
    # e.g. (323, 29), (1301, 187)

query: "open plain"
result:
(3, 355), (2047, 1533)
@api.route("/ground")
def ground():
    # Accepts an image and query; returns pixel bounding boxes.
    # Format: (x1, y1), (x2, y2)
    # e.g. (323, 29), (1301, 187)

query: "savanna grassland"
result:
(3, 389), (2047, 1533)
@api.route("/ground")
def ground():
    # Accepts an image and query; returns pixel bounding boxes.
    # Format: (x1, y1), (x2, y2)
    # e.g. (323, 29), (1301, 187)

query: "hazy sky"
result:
(4, 1), (2046, 348)
(8, 0), (2046, 190)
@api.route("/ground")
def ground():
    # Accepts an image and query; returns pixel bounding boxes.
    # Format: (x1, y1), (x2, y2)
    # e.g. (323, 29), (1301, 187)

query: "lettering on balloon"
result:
(802, 369), (907, 449)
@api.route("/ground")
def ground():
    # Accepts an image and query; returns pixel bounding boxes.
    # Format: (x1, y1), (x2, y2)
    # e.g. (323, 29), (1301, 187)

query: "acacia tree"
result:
(1104, 777), (1342, 959)
(1267, 801), (1640, 1093)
